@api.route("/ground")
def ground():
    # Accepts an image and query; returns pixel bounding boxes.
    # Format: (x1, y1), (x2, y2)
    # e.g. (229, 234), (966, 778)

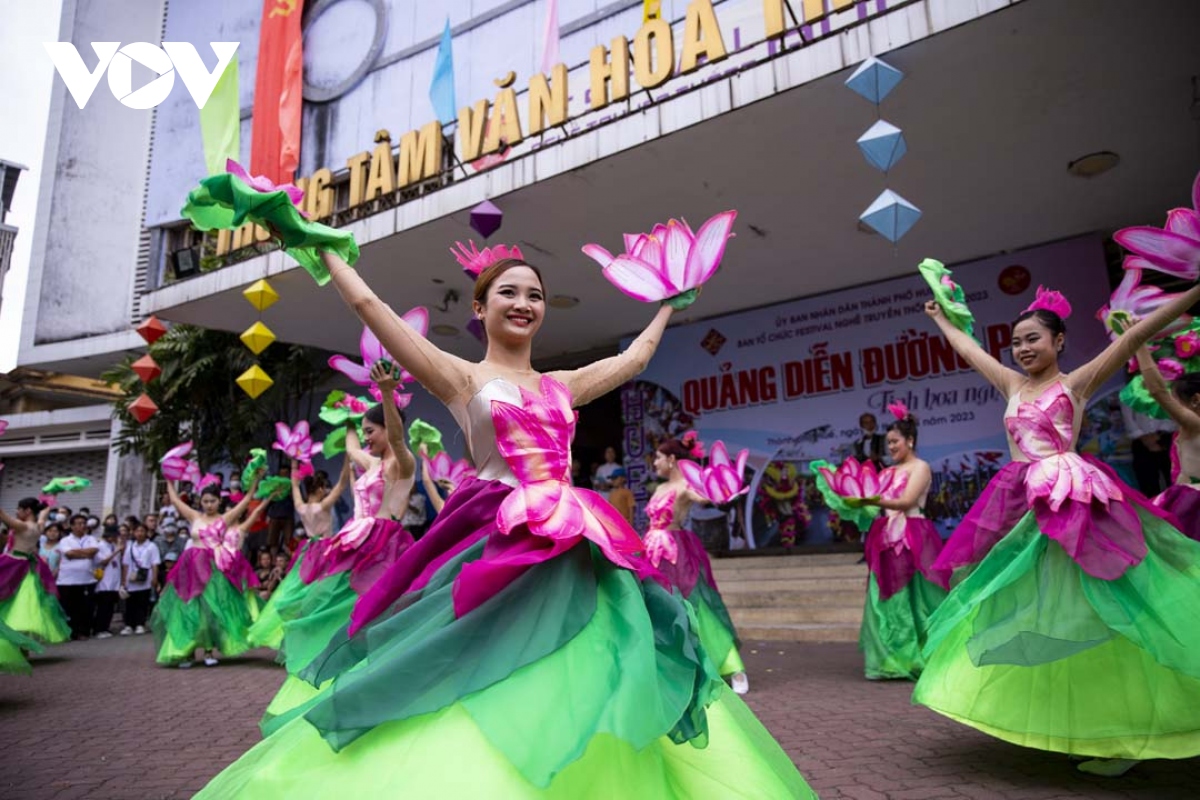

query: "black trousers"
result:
(124, 589), (152, 628)
(92, 590), (118, 634)
(58, 583), (96, 639)
(1132, 433), (1173, 497)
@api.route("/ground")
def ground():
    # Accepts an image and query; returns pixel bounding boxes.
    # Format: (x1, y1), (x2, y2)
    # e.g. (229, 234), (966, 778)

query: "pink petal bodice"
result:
(352, 462), (385, 520)
(1003, 381), (1084, 461)
(645, 489), (677, 530)
(193, 518), (240, 573)
(643, 489), (679, 568)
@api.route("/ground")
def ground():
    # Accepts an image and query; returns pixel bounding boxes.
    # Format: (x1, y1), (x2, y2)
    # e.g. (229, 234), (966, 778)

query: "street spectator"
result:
(156, 521), (187, 586)
(91, 525), (124, 638)
(607, 468), (635, 525)
(56, 514), (100, 640)
(144, 513), (160, 540)
(39, 522), (63, 578)
(254, 550), (275, 600)
(592, 446), (623, 498)
(120, 522), (159, 635)
(265, 464), (296, 555)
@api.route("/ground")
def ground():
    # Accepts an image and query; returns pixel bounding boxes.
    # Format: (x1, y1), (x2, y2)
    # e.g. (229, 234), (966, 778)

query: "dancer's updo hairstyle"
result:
(364, 404), (405, 428)
(886, 415), (919, 449)
(473, 258), (546, 304)
(1174, 372), (1200, 404)
(657, 432), (704, 462)
(200, 485), (222, 500)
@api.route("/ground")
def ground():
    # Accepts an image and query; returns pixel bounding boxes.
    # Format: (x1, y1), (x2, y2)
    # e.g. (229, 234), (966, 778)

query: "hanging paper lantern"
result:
(236, 365), (274, 399)
(859, 189), (922, 243)
(243, 278), (280, 311)
(240, 321), (277, 355)
(129, 393), (159, 423)
(136, 315), (168, 344)
(131, 354), (162, 383)
(856, 120), (907, 172)
(845, 57), (904, 104)
(469, 200), (503, 239)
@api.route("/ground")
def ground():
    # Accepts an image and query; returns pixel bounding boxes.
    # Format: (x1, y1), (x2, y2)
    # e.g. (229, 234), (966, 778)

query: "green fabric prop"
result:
(256, 476), (292, 501)
(318, 391), (370, 427)
(408, 419), (444, 456)
(180, 173), (359, 286)
(322, 427), (348, 458)
(918, 258), (977, 341)
(41, 476), (93, 495)
(242, 448), (268, 487)
(808, 460), (881, 532)
(663, 288), (700, 311)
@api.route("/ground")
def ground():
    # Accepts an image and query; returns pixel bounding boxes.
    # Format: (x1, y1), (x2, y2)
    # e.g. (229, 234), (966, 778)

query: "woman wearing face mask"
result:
(855, 405), (945, 681)
(193, 234), (812, 798)
(914, 275), (1200, 777)
(0, 500), (70, 644)
(1131, 347), (1200, 537)
(151, 472), (266, 668)
(645, 434), (749, 695)
(255, 368), (417, 728)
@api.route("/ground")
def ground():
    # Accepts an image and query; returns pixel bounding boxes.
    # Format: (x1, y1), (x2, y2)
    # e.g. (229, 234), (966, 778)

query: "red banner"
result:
(250, 0), (304, 183)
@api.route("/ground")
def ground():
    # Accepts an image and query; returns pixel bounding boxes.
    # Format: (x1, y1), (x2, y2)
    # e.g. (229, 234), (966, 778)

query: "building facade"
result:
(10, 0), (1200, 522)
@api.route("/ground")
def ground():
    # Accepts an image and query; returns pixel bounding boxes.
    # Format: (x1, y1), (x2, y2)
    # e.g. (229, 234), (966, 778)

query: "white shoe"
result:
(1077, 758), (1138, 777)
(731, 672), (750, 695)
(134, 626), (147, 635)
(94, 631), (113, 639)
(178, 660), (193, 669)
(203, 656), (219, 667)
(119, 627), (133, 636)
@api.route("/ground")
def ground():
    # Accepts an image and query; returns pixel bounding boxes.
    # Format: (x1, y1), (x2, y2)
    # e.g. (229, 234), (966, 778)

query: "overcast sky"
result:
(0, 1), (64, 372)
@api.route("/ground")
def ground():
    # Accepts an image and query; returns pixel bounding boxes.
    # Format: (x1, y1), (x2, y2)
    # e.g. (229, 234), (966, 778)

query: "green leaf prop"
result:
(180, 172), (358, 286)
(808, 460), (881, 532)
(241, 448), (267, 487)
(408, 419), (444, 456)
(41, 476), (93, 495)
(255, 476), (291, 501)
(918, 258), (977, 341)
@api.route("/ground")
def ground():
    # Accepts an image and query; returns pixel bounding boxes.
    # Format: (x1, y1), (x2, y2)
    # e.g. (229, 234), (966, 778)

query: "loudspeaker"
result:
(171, 246), (200, 280)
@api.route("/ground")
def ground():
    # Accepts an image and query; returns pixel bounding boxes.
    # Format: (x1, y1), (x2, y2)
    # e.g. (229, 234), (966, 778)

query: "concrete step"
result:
(717, 576), (866, 594)
(720, 588), (864, 608)
(737, 623), (860, 643)
(712, 553), (862, 571)
(731, 605), (863, 625)
(714, 566), (866, 583)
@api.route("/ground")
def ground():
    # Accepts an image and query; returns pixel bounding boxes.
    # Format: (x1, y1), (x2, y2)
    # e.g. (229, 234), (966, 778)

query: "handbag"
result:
(129, 545), (150, 584)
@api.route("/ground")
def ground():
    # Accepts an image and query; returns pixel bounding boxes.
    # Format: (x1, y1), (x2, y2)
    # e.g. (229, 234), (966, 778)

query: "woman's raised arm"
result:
(323, 252), (473, 404)
(924, 302), (1023, 397)
(1071, 284), (1200, 399)
(552, 305), (675, 407)
(1134, 345), (1200, 437)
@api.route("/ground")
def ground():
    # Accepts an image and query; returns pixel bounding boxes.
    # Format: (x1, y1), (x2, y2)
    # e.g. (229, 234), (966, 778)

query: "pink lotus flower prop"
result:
(581, 211), (737, 306)
(422, 451), (477, 491)
(816, 457), (900, 502)
(226, 159), (305, 210)
(329, 310), (428, 406)
(679, 441), (749, 505)
(1097, 267), (1183, 340)
(451, 240), (525, 277)
(273, 421), (315, 462)
(160, 441), (201, 485)
(196, 473), (221, 491)
(1157, 358), (1185, 381)
(1113, 171), (1200, 280)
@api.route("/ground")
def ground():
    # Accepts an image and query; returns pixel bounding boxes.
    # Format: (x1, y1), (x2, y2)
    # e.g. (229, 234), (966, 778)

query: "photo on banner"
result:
(622, 236), (1126, 550)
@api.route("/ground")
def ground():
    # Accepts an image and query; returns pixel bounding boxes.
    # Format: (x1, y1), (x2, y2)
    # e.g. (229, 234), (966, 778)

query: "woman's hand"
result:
(924, 300), (943, 319)
(370, 360), (400, 394)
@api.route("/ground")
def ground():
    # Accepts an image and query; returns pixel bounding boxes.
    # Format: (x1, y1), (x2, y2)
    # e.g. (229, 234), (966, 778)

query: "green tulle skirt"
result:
(860, 574), (946, 680)
(913, 509), (1200, 759)
(199, 540), (813, 798)
(691, 578), (745, 677)
(151, 574), (262, 665)
(0, 572), (71, 644)
(0, 617), (42, 675)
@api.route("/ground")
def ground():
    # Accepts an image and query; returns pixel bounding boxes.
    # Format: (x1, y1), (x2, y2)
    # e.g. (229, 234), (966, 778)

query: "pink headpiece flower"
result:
(680, 430), (705, 460)
(581, 211), (737, 304)
(226, 159), (306, 211)
(887, 400), (910, 421)
(1025, 286), (1072, 319)
(196, 473), (221, 491)
(451, 240), (525, 277)
(1158, 358), (1185, 381)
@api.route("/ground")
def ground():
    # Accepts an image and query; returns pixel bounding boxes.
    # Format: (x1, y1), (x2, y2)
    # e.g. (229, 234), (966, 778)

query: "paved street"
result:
(0, 636), (1193, 799)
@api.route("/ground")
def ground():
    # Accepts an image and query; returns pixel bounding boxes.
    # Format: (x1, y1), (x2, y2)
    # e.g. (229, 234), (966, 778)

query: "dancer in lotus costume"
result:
(248, 455), (351, 652)
(914, 274), (1200, 776)
(1132, 347), (1200, 537)
(183, 171), (811, 795)
(645, 435), (749, 694)
(856, 408), (946, 680)
(0, 498), (70, 644)
(152, 479), (266, 667)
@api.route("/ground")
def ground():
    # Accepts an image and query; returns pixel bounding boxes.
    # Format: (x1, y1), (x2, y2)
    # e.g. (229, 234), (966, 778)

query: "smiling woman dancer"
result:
(195, 243), (813, 798)
(915, 277), (1200, 777)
